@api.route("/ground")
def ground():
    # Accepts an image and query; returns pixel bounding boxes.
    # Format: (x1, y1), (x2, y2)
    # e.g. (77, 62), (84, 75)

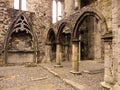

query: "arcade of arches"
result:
(0, 0), (120, 90)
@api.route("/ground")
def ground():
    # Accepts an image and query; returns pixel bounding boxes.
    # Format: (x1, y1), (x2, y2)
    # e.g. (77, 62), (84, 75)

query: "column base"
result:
(54, 64), (63, 68)
(70, 70), (82, 75)
(112, 83), (120, 90)
(101, 82), (113, 89)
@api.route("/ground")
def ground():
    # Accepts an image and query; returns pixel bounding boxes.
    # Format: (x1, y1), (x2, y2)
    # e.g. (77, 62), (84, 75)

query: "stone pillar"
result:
(112, 0), (120, 90)
(64, 44), (69, 61)
(79, 38), (81, 61)
(94, 18), (102, 61)
(54, 43), (63, 67)
(70, 40), (81, 74)
(101, 37), (113, 89)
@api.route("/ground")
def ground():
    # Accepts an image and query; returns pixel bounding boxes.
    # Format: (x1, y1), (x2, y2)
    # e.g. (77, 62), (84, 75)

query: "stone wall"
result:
(64, 0), (75, 17)
(27, 0), (52, 61)
(0, 0), (52, 63)
(47, 0), (112, 62)
(112, 0), (120, 90)
(6, 0), (14, 8)
(58, 0), (112, 31)
(95, 0), (112, 31)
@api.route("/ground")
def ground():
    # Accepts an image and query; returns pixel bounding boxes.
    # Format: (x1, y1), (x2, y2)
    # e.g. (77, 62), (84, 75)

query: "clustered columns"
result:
(70, 39), (81, 74)
(101, 35), (113, 89)
(54, 41), (63, 67)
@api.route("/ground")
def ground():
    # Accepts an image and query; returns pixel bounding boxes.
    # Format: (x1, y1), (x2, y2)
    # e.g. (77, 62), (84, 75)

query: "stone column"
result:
(54, 43), (63, 67)
(94, 18), (102, 61)
(64, 44), (69, 61)
(112, 0), (120, 90)
(70, 40), (81, 74)
(101, 37), (113, 89)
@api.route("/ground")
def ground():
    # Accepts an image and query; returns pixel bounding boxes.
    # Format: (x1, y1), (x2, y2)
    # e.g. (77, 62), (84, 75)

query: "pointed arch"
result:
(4, 13), (38, 64)
(72, 7), (107, 39)
(5, 13), (34, 50)
(46, 28), (56, 44)
(57, 22), (72, 43)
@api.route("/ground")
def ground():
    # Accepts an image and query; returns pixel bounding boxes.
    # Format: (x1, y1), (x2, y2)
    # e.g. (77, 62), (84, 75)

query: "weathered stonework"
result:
(111, 0), (120, 90)
(27, 0), (52, 62)
(1, 1), (120, 89)
(0, 0), (52, 64)
(45, 0), (112, 77)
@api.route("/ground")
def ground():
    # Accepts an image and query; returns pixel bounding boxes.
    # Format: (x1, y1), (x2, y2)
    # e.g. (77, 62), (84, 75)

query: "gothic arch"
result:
(4, 13), (38, 64)
(46, 28), (56, 44)
(57, 22), (72, 43)
(56, 22), (72, 61)
(45, 28), (56, 62)
(72, 7), (107, 39)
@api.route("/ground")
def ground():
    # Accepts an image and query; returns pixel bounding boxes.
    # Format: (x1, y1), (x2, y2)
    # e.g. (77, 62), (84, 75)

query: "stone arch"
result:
(57, 22), (72, 43)
(4, 13), (38, 64)
(72, 7), (107, 39)
(56, 22), (72, 61)
(46, 28), (56, 43)
(45, 28), (56, 62)
(72, 7), (107, 61)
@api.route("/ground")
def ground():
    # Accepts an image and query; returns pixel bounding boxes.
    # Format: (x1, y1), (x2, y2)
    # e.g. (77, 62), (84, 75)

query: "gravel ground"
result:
(0, 65), (76, 90)
(41, 60), (105, 90)
(0, 61), (105, 90)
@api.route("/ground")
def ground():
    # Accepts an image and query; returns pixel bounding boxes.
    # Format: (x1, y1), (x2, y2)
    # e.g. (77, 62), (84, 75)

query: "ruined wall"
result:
(0, 1), (10, 51)
(0, 0), (52, 63)
(64, 0), (75, 17)
(112, 0), (120, 89)
(61, 0), (112, 30)
(0, 1), (14, 63)
(95, 0), (112, 31)
(27, 0), (52, 60)
(50, 0), (112, 62)
(6, 0), (14, 8)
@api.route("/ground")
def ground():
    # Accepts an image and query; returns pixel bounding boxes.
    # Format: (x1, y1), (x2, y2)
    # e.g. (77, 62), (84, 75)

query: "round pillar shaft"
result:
(71, 41), (81, 74)
(55, 44), (63, 67)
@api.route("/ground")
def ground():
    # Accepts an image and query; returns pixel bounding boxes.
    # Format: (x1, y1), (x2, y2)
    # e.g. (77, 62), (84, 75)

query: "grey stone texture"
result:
(0, 0), (120, 90)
